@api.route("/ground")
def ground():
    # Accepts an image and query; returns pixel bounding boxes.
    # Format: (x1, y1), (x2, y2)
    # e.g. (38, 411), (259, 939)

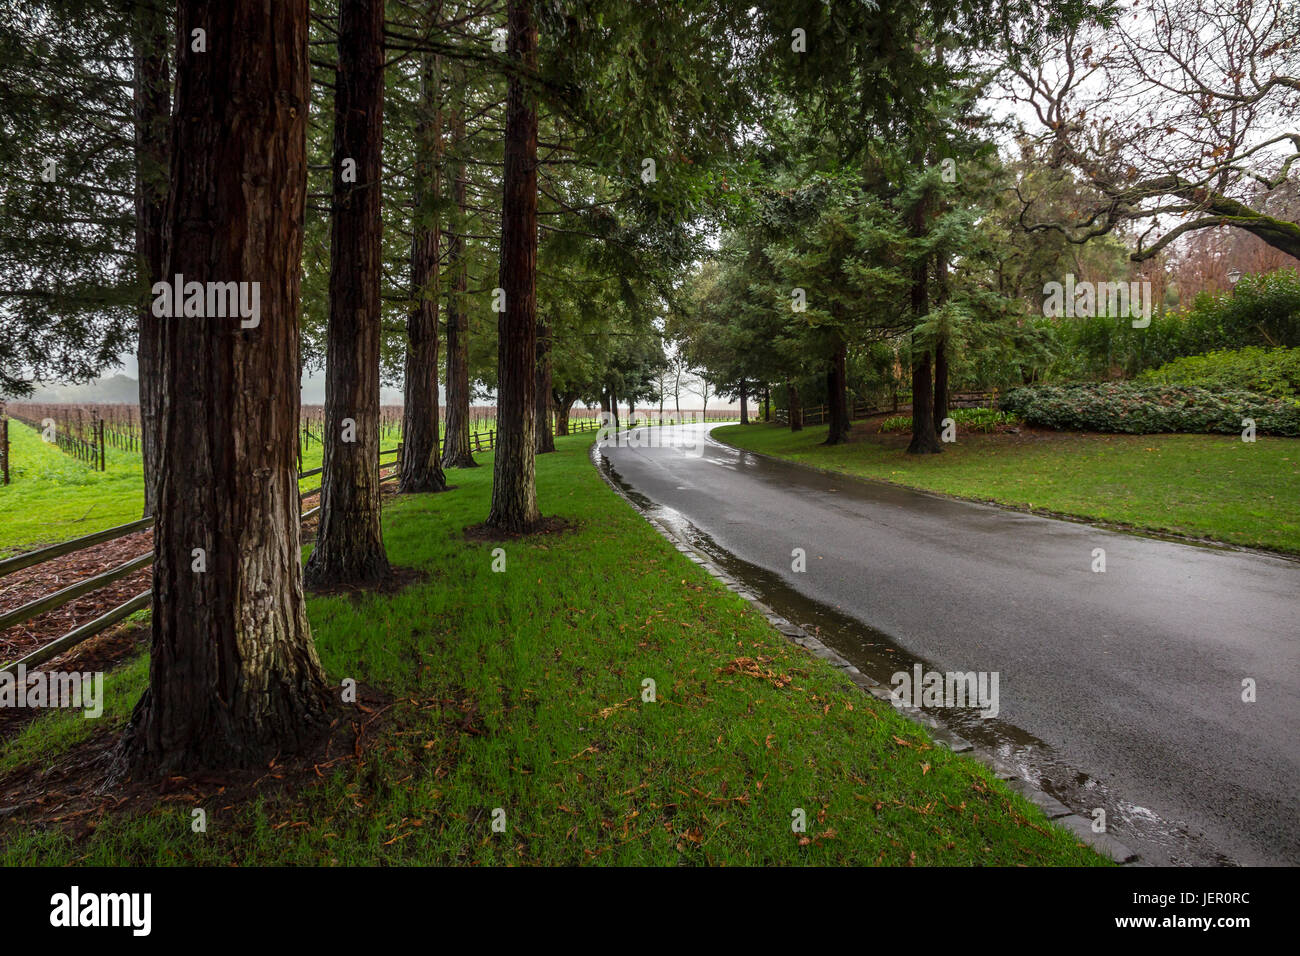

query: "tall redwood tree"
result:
(400, 50), (449, 494)
(907, 165), (941, 455)
(441, 72), (477, 469)
(823, 342), (850, 445)
(486, 0), (541, 532)
(535, 319), (555, 453)
(132, 2), (170, 518)
(304, 0), (392, 584)
(120, 0), (328, 773)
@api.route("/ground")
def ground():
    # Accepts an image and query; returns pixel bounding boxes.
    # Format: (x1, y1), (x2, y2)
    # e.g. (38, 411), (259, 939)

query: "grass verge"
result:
(0, 421), (360, 556)
(0, 421), (146, 557)
(0, 433), (1104, 865)
(715, 422), (1300, 554)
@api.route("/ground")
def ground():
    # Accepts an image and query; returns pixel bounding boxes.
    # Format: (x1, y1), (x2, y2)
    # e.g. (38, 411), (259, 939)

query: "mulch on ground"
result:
(0, 530), (152, 664)
(0, 621), (149, 741)
(0, 684), (393, 846)
(462, 515), (581, 543)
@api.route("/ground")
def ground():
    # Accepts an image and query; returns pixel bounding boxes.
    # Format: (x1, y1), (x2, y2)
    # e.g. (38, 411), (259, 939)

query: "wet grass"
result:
(0, 420), (357, 556)
(0, 420), (147, 557)
(0, 433), (1105, 865)
(714, 422), (1300, 554)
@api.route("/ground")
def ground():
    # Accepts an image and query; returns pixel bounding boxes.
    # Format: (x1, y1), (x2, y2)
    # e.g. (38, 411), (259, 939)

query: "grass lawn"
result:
(714, 421), (1300, 554)
(0, 420), (147, 557)
(0, 433), (1104, 865)
(0, 421), (365, 557)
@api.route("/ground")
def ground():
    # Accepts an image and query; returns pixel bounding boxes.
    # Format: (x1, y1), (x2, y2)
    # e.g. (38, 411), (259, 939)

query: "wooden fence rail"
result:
(1, 418), (615, 673)
(0, 447), (399, 674)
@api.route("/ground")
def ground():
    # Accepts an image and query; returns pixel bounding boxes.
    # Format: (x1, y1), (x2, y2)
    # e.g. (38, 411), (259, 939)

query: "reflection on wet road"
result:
(598, 422), (1300, 866)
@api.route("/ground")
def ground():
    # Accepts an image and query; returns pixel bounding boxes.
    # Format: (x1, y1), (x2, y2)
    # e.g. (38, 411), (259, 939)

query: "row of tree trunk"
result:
(120, 0), (551, 774)
(119, 0), (328, 774)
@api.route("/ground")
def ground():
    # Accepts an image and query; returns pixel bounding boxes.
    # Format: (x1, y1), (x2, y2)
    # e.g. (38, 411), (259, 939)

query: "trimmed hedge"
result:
(999, 383), (1300, 436)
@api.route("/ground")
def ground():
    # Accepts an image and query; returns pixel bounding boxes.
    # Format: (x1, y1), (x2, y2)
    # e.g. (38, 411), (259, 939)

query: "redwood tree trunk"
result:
(535, 320), (555, 453)
(907, 159), (940, 455)
(305, 0), (391, 583)
(933, 337), (949, 437)
(907, 342), (941, 454)
(441, 63), (476, 469)
(133, 3), (169, 519)
(486, 0), (541, 532)
(400, 51), (448, 494)
(907, 248), (941, 454)
(555, 392), (575, 435)
(933, 252), (950, 436)
(824, 342), (850, 445)
(119, 0), (328, 775)
(739, 380), (749, 425)
(788, 381), (803, 431)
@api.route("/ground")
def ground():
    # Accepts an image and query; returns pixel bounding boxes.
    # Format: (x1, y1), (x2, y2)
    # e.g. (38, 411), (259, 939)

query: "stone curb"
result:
(589, 438), (1141, 866)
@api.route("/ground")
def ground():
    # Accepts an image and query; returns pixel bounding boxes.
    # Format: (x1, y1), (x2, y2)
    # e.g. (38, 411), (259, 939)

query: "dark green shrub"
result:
(999, 383), (1300, 436)
(876, 408), (1021, 433)
(1137, 347), (1300, 399)
(1040, 268), (1300, 381)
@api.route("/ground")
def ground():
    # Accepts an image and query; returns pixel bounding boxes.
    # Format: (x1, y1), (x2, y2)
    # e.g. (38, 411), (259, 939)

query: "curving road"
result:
(597, 422), (1300, 867)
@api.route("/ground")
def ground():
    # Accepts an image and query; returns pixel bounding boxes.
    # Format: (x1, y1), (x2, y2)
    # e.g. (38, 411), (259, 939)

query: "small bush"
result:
(876, 407), (1021, 433)
(1137, 347), (1300, 399)
(999, 383), (1300, 436)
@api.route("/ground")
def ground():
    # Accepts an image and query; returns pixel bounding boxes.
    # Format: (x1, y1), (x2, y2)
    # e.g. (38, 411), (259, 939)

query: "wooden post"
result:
(98, 418), (105, 471)
(1, 417), (8, 485)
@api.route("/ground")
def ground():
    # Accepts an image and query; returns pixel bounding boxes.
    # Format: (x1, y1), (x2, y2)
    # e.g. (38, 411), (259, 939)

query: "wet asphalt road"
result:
(598, 422), (1300, 866)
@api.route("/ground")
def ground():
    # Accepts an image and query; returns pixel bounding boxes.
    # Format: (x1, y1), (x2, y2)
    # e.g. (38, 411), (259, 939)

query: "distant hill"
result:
(24, 373), (139, 404)
(20, 372), (404, 406)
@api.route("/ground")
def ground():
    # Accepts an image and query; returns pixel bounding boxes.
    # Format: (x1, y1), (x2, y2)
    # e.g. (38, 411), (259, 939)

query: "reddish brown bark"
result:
(133, 3), (169, 519)
(486, 0), (541, 532)
(305, 0), (392, 584)
(824, 342), (850, 445)
(535, 320), (555, 454)
(441, 75), (476, 469)
(787, 381), (803, 431)
(119, 0), (328, 775)
(555, 392), (576, 435)
(400, 52), (449, 494)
